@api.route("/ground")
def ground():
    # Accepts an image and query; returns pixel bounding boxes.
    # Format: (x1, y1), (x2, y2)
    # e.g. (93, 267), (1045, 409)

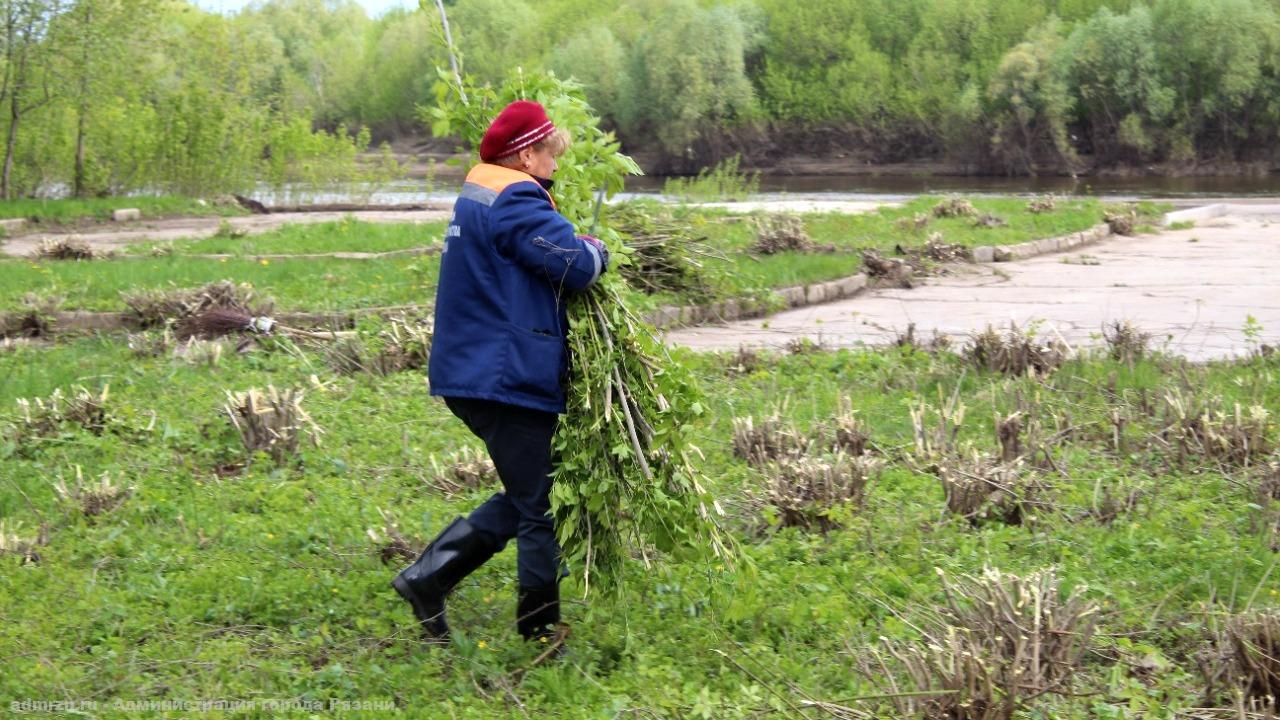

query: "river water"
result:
(249, 173), (1280, 207)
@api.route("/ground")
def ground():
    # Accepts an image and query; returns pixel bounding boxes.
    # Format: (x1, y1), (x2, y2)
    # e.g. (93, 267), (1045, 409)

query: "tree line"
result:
(10, 0), (1280, 199)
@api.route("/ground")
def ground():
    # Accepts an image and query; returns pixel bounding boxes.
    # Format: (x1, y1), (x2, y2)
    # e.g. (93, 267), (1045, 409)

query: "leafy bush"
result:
(662, 156), (760, 202)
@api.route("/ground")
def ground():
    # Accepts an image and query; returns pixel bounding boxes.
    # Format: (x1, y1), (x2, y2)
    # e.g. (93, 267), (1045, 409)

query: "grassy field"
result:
(0, 254), (436, 312)
(0, 196), (245, 225)
(124, 218), (447, 257)
(0, 322), (1276, 717)
(5, 196), (1127, 316)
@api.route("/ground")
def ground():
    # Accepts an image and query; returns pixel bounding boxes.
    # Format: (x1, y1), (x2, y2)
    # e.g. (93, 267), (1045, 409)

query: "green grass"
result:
(1, 255), (436, 312)
(621, 195), (1112, 309)
(125, 218), (447, 257)
(0, 196), (246, 225)
(0, 335), (1275, 718)
(1, 196), (1152, 317)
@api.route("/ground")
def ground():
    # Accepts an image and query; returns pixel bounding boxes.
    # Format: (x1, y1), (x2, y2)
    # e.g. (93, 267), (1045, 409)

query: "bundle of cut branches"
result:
(608, 203), (722, 297)
(554, 287), (733, 593)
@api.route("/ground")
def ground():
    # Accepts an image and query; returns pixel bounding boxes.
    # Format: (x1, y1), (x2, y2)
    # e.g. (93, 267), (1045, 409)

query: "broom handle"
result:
(277, 326), (356, 340)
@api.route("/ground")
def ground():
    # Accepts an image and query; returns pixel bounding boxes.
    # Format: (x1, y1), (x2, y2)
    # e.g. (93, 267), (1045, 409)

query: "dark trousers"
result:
(444, 396), (561, 590)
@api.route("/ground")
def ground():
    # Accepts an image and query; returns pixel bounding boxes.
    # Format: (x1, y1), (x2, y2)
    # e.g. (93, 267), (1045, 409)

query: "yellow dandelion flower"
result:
(259, 259), (269, 266)
(478, 641), (487, 649)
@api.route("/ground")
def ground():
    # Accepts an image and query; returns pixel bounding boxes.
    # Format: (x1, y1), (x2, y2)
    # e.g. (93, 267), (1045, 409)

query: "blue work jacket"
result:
(428, 164), (605, 413)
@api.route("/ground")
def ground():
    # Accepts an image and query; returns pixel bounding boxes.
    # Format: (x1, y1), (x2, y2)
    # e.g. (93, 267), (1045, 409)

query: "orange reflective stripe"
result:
(464, 163), (556, 209)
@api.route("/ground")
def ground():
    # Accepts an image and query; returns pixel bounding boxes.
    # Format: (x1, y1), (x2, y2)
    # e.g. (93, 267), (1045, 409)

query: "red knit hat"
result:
(479, 100), (557, 163)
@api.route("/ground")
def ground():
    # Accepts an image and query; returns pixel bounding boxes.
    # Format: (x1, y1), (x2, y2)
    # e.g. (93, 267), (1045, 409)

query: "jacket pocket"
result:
(502, 324), (566, 402)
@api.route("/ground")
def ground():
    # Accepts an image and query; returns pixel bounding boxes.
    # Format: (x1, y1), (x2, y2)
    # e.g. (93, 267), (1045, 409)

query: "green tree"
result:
(356, 8), (444, 137)
(986, 18), (1076, 173)
(1151, 0), (1277, 161)
(549, 26), (627, 130)
(617, 0), (760, 167)
(753, 0), (892, 125)
(448, 0), (538, 85)
(1, 0), (66, 198)
(51, 0), (161, 197)
(1060, 6), (1174, 163)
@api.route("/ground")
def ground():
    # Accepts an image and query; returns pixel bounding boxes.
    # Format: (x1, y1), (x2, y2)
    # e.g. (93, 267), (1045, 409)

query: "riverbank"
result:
(371, 136), (1280, 195)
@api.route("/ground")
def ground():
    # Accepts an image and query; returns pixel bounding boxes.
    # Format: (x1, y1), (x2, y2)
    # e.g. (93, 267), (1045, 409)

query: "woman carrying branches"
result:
(392, 100), (609, 646)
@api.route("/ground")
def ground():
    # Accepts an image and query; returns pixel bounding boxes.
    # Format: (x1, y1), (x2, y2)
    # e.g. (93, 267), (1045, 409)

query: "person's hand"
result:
(578, 234), (610, 273)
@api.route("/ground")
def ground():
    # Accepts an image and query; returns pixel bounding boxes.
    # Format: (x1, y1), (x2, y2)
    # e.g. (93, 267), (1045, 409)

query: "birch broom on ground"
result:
(427, 67), (734, 593)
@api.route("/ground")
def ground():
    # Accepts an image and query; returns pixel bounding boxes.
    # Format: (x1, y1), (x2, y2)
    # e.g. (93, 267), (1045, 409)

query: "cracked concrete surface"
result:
(666, 213), (1280, 361)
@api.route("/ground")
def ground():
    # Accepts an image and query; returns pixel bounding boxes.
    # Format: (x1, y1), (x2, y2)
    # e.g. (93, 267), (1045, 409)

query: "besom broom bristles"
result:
(183, 307), (354, 341)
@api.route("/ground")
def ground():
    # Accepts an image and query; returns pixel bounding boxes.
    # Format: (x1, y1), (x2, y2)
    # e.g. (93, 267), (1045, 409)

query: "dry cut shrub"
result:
(1160, 388), (1273, 468)
(895, 212), (931, 233)
(52, 466), (132, 518)
(4, 292), (64, 338)
(862, 249), (914, 287)
(932, 196), (978, 218)
(910, 394), (967, 458)
(9, 385), (110, 443)
(426, 446), (497, 496)
(762, 452), (879, 531)
(732, 413), (808, 468)
(723, 344), (763, 376)
(1105, 205), (1138, 235)
(857, 567), (1098, 720)
(751, 214), (812, 254)
(822, 400), (871, 457)
(973, 212), (1007, 228)
(785, 336), (828, 355)
(895, 323), (953, 354)
(127, 329), (175, 358)
(36, 236), (96, 260)
(122, 280), (270, 329)
(964, 323), (1068, 377)
(0, 520), (48, 563)
(223, 385), (323, 465)
(366, 507), (422, 564)
(1259, 460), (1280, 505)
(1027, 196), (1057, 214)
(733, 398), (870, 468)
(172, 338), (225, 367)
(1103, 320), (1152, 364)
(1226, 611), (1280, 706)
(325, 316), (432, 376)
(934, 452), (1049, 526)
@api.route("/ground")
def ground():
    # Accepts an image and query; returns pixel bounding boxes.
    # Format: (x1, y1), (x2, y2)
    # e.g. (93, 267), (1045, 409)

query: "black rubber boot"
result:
(391, 517), (498, 641)
(516, 584), (561, 641)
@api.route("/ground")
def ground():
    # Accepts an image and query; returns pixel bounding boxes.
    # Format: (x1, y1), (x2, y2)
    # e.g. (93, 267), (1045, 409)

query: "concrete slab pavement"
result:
(665, 213), (1280, 361)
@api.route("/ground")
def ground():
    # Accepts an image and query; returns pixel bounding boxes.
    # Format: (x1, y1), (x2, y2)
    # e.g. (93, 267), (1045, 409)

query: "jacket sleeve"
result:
(490, 182), (605, 292)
